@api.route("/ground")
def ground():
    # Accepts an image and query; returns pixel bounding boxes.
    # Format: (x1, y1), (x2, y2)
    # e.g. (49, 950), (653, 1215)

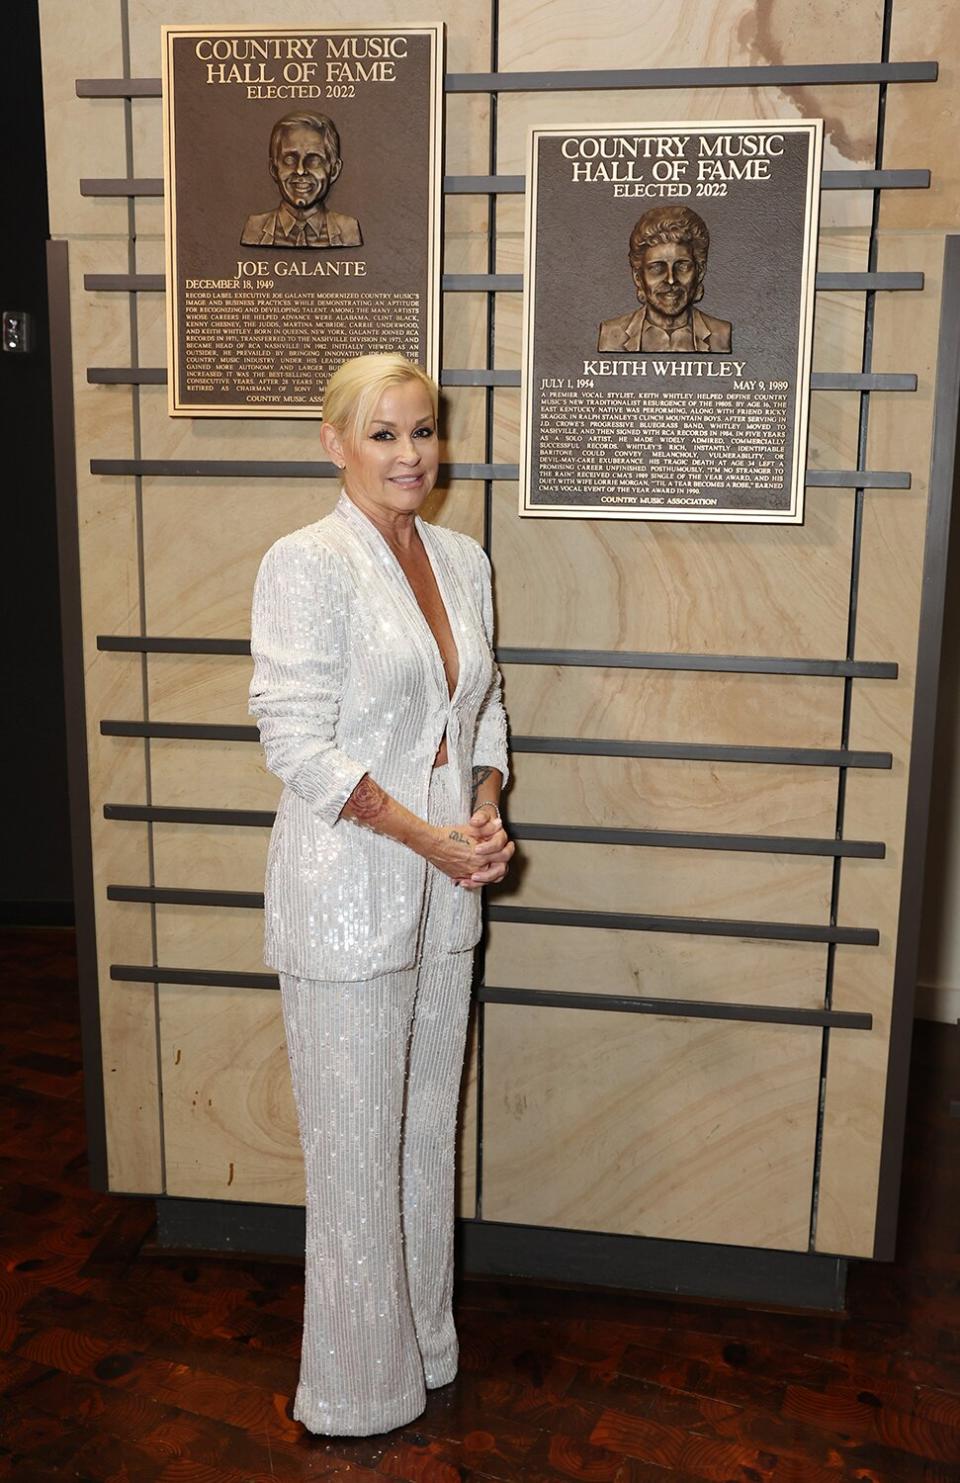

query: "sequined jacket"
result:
(248, 491), (510, 981)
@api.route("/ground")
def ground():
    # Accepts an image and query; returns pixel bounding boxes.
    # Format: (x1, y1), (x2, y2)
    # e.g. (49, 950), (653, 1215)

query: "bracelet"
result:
(474, 799), (501, 821)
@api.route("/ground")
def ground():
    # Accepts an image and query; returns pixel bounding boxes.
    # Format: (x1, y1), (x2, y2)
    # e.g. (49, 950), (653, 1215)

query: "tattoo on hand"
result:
(471, 766), (494, 809)
(449, 829), (469, 844)
(344, 775), (389, 828)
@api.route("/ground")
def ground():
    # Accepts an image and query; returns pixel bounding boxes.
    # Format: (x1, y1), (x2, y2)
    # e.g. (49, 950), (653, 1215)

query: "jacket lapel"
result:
(417, 518), (468, 707)
(334, 493), (452, 705)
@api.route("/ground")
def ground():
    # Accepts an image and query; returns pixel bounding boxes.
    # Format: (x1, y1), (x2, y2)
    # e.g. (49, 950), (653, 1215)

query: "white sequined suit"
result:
(248, 492), (510, 1435)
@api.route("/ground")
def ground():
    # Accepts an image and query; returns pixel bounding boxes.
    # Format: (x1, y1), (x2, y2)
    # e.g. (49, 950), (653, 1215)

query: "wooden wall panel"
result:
(142, 482), (338, 638)
(421, 484), (485, 542)
(507, 754), (840, 836)
(147, 655), (254, 727)
(497, 0), (884, 72)
(37, 0), (127, 238)
(882, 0), (958, 235)
(150, 739), (278, 812)
(69, 238), (163, 1195)
(155, 903), (264, 975)
(485, 923), (828, 1007)
(491, 484), (856, 655)
(503, 667), (843, 748)
(159, 984), (304, 1202)
(159, 983), (478, 1214)
(493, 841), (833, 921)
(482, 1005), (822, 1249)
(42, 0), (953, 1267)
(153, 823), (267, 894)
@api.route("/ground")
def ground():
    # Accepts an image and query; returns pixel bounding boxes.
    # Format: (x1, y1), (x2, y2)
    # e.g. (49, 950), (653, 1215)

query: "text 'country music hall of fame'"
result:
(162, 25), (444, 417)
(521, 120), (823, 523)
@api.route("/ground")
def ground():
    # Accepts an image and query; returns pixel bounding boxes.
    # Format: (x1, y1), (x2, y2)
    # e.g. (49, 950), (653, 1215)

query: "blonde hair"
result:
(323, 353), (439, 444)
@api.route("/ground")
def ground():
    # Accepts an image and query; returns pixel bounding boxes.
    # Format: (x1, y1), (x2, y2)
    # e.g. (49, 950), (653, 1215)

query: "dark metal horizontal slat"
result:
(511, 823), (883, 858)
(104, 804), (277, 828)
(87, 366), (918, 394)
(805, 470), (910, 488)
(111, 963), (279, 988)
(96, 634), (899, 678)
(444, 174), (525, 193)
(106, 888), (878, 946)
(88, 457), (909, 488)
(83, 270), (925, 295)
(510, 735), (892, 768)
(108, 885), (264, 908)
(488, 904), (879, 946)
(811, 372), (917, 391)
(442, 369), (521, 386)
(821, 168), (930, 190)
(88, 368), (166, 384)
(78, 169), (528, 195)
(70, 363), (442, 388)
(101, 802), (884, 858)
(479, 985), (872, 1029)
(444, 61), (938, 91)
(80, 177), (163, 195)
(77, 78), (161, 96)
(91, 365), (517, 390)
(442, 273), (523, 291)
(815, 272), (924, 291)
(102, 720), (257, 741)
(77, 64), (937, 101)
(106, 961), (874, 1028)
(99, 717), (892, 767)
(85, 274), (165, 292)
(98, 635), (251, 655)
(73, 167), (935, 196)
(89, 458), (517, 480)
(498, 647), (898, 678)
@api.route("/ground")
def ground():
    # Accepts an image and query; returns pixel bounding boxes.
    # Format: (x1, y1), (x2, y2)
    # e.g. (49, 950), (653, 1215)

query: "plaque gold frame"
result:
(161, 23), (445, 418)
(519, 119), (823, 522)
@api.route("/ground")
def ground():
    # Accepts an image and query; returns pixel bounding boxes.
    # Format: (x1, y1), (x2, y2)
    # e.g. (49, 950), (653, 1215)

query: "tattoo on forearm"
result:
(343, 774), (390, 830)
(471, 766), (494, 808)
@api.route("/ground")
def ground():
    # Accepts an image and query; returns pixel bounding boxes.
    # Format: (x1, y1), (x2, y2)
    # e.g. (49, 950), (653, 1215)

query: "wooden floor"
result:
(1, 928), (959, 1482)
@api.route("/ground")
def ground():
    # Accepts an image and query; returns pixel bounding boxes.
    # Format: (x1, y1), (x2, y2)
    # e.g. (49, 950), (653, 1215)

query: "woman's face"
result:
(325, 379), (439, 522)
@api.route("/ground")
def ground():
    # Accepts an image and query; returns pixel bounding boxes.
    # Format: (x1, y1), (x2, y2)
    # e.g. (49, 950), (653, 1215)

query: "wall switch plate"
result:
(3, 310), (33, 353)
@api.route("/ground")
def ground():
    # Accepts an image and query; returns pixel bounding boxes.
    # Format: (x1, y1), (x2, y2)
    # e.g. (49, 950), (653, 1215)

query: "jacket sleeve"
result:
(471, 546), (510, 786)
(248, 536), (368, 827)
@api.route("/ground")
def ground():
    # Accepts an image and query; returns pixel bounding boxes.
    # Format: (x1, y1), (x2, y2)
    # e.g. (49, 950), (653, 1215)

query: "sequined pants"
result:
(278, 765), (474, 1436)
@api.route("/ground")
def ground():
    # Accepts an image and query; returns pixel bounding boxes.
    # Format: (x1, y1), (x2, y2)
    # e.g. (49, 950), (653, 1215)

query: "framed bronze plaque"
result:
(161, 24), (443, 417)
(520, 120), (823, 521)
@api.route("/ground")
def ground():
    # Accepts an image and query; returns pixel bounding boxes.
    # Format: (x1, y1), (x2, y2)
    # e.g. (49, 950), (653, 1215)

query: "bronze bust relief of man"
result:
(241, 111), (362, 249)
(597, 204), (731, 353)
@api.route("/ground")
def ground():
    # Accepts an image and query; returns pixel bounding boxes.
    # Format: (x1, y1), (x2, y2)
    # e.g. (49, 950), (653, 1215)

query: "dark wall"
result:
(0, 0), (72, 920)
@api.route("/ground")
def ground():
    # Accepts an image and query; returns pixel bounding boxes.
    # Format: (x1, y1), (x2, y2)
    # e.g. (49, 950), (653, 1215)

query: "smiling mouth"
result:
(390, 473), (424, 486)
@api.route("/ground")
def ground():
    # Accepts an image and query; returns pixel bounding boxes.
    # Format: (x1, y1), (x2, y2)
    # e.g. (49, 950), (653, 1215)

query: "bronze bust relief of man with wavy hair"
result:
(241, 111), (363, 249)
(597, 204), (732, 353)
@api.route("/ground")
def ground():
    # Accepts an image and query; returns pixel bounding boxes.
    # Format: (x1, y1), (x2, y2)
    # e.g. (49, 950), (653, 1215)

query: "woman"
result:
(248, 353), (512, 1438)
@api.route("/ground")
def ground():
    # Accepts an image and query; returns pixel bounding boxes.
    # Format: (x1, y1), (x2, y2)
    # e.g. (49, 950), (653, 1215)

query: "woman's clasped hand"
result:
(430, 806), (515, 889)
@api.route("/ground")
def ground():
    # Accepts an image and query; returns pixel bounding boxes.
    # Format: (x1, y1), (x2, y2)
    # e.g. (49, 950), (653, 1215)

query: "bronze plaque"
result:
(161, 24), (443, 417)
(521, 120), (822, 522)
